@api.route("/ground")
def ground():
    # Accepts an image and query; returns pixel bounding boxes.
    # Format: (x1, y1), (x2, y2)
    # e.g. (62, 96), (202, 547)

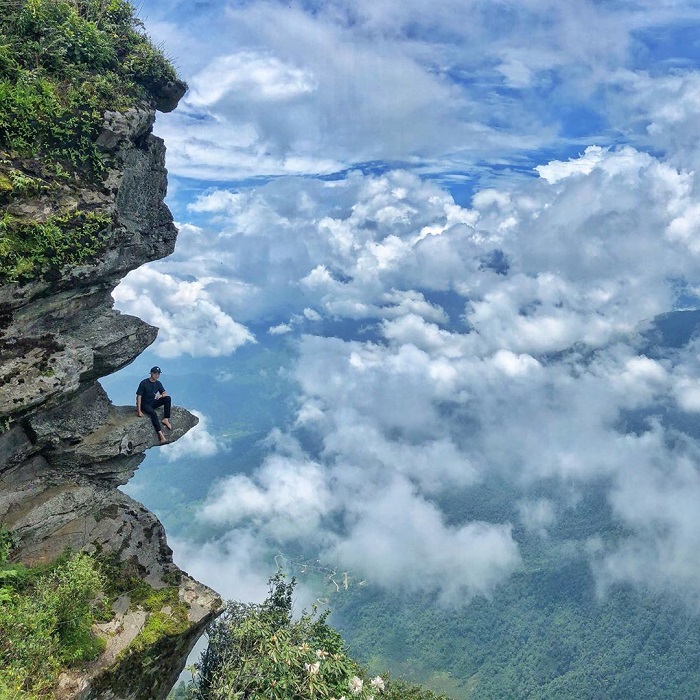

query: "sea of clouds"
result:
(112, 0), (700, 604)
(116, 146), (700, 604)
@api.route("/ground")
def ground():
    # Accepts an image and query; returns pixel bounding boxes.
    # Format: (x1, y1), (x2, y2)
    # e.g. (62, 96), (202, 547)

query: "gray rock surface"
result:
(152, 78), (188, 113)
(0, 97), (222, 700)
(97, 105), (155, 151)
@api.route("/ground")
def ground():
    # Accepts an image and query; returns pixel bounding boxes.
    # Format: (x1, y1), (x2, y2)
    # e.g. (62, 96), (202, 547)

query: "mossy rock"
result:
(88, 603), (202, 700)
(0, 171), (11, 192)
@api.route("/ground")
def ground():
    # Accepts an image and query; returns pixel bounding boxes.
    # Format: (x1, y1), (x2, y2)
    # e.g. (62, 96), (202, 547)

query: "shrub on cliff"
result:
(0, 0), (183, 283)
(176, 573), (451, 700)
(0, 541), (105, 699)
(0, 0), (179, 173)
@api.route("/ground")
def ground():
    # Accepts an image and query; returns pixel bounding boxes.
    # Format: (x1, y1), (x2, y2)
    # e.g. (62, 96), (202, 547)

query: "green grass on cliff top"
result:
(0, 0), (178, 172)
(0, 528), (106, 699)
(0, 0), (180, 284)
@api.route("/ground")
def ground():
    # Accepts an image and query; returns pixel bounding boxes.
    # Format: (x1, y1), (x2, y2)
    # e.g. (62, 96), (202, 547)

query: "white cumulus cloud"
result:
(171, 146), (700, 602)
(113, 263), (255, 358)
(161, 411), (225, 462)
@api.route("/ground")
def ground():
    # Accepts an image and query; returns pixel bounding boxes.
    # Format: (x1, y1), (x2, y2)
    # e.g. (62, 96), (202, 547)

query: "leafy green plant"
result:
(7, 168), (46, 195)
(0, 550), (105, 698)
(183, 573), (451, 700)
(0, 526), (25, 607)
(0, 0), (181, 286)
(0, 526), (16, 562)
(0, 210), (111, 282)
(0, 0), (180, 178)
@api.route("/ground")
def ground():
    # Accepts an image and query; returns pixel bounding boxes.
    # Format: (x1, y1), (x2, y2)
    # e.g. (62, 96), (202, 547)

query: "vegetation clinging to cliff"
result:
(0, 533), (106, 699)
(0, 0), (181, 283)
(173, 574), (451, 700)
(0, 0), (178, 174)
(0, 209), (112, 282)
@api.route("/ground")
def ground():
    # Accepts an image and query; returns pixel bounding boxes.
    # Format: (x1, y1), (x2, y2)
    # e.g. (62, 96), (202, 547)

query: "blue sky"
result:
(139, 0), (700, 185)
(112, 0), (700, 603)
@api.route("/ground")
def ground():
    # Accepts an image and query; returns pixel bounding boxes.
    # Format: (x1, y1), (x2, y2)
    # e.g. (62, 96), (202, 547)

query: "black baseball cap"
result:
(150, 366), (162, 374)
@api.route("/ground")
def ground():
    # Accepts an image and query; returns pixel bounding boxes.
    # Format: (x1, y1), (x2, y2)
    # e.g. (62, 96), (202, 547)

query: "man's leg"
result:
(152, 396), (172, 429)
(142, 403), (162, 433)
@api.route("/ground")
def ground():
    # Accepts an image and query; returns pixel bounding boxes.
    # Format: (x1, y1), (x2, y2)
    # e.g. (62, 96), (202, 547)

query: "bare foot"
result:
(158, 431), (167, 444)
(162, 419), (172, 430)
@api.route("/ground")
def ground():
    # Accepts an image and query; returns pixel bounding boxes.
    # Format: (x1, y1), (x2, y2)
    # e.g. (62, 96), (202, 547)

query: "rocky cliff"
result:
(0, 95), (222, 698)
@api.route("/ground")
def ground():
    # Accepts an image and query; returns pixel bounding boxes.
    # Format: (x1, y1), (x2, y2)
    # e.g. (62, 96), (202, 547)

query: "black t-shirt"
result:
(136, 378), (165, 406)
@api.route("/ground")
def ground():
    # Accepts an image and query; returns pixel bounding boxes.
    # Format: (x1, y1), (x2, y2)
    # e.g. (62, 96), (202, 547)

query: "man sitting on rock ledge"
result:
(136, 366), (172, 444)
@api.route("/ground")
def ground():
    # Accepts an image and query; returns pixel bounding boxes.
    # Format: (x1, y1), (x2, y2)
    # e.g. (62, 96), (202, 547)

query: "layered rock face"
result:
(0, 100), (222, 699)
